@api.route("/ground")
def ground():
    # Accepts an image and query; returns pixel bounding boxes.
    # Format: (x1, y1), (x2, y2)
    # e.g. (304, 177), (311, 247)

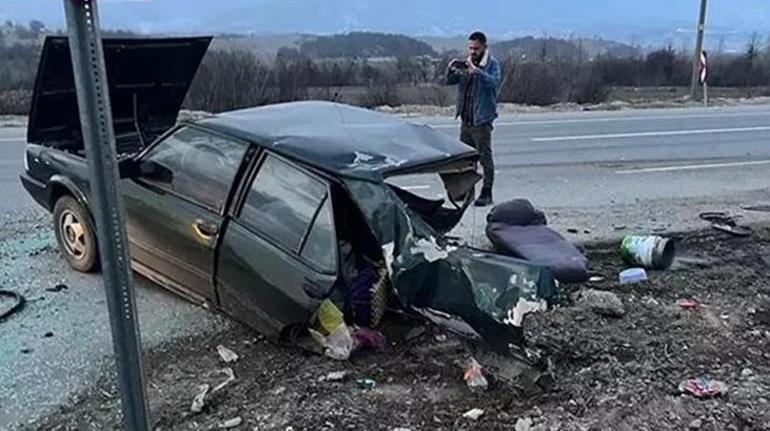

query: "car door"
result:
(122, 126), (248, 304)
(216, 152), (338, 338)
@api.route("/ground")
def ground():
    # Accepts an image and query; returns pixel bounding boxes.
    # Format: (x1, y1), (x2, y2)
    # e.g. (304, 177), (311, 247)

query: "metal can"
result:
(620, 235), (675, 270)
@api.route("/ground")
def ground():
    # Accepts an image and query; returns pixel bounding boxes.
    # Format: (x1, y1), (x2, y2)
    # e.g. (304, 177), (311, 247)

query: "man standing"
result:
(447, 31), (501, 207)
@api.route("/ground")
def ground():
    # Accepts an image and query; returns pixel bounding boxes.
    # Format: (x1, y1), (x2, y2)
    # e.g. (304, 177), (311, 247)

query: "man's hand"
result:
(448, 59), (465, 72)
(466, 59), (479, 74)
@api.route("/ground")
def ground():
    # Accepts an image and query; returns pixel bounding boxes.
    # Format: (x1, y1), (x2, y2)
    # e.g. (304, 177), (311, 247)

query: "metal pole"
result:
(690, 0), (708, 98)
(704, 82), (709, 107)
(62, 1), (150, 429)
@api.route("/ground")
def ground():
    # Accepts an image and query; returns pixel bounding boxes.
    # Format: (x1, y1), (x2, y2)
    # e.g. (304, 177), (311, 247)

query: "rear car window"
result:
(141, 127), (247, 211)
(239, 154), (328, 254)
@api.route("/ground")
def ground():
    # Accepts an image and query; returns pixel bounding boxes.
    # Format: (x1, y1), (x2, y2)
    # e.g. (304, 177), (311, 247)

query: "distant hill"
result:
(420, 36), (639, 59)
(211, 34), (306, 59)
(491, 37), (640, 61)
(298, 32), (437, 59)
(493, 37), (580, 61)
(3, 0), (767, 53)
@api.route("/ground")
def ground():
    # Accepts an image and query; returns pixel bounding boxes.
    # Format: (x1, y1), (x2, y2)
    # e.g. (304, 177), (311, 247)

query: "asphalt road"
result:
(0, 125), (231, 429)
(413, 104), (770, 207)
(1, 104), (770, 428)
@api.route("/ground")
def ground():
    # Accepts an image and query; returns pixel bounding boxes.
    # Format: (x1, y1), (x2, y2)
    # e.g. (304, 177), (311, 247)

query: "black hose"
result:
(0, 290), (26, 322)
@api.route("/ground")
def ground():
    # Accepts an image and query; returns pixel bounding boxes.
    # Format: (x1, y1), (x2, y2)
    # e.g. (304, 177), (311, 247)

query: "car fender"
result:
(47, 175), (91, 216)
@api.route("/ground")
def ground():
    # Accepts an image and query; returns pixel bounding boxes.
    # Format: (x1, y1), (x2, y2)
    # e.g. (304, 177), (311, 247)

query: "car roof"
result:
(198, 101), (476, 180)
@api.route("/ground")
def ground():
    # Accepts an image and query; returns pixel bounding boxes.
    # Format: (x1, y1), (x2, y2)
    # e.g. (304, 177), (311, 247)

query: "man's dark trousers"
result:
(460, 123), (494, 191)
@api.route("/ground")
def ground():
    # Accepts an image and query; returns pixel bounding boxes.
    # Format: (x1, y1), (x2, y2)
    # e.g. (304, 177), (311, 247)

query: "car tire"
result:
(53, 195), (99, 273)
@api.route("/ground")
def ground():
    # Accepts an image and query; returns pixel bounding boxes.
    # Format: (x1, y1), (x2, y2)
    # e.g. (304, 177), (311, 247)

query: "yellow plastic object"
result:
(316, 299), (345, 335)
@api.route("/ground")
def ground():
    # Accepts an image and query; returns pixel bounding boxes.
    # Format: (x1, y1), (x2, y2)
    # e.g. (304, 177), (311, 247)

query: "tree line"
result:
(2, 25), (770, 115)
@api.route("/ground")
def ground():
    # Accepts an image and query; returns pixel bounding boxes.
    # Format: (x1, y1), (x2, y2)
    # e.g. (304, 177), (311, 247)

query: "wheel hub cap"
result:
(60, 210), (87, 260)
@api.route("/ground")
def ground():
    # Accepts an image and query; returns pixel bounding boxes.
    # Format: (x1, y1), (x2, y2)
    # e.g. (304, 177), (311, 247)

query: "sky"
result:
(1, 0), (769, 47)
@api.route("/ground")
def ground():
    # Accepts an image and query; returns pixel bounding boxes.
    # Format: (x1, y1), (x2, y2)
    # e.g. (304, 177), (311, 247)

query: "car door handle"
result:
(193, 219), (219, 238)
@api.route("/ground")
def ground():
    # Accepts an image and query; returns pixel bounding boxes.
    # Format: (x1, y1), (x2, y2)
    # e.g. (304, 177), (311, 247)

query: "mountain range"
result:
(2, 0), (769, 51)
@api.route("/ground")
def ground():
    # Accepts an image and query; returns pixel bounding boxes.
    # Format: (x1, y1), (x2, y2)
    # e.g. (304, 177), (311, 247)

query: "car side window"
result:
(300, 196), (337, 273)
(140, 127), (247, 212)
(239, 154), (336, 272)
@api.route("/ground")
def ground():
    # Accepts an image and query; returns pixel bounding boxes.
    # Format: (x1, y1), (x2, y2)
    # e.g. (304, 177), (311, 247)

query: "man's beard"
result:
(471, 50), (485, 64)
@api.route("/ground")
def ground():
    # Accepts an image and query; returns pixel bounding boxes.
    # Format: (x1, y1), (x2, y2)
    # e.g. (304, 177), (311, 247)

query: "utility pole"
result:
(690, 0), (708, 99)
(62, 0), (151, 429)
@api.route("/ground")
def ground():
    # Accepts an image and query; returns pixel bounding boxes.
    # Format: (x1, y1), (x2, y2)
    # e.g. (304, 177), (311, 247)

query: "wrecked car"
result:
(20, 37), (557, 354)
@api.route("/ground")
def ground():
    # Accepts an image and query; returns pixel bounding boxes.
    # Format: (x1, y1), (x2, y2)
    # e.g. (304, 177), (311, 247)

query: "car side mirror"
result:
(118, 158), (140, 179)
(139, 160), (173, 183)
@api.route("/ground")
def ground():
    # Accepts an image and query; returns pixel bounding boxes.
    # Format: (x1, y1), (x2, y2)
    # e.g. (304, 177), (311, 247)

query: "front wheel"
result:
(53, 195), (99, 273)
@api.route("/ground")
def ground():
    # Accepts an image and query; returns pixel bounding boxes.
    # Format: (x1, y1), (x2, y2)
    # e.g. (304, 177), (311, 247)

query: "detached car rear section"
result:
(21, 37), (558, 355)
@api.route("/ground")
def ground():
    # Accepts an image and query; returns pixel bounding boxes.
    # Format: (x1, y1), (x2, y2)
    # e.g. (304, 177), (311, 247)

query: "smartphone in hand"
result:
(451, 59), (469, 70)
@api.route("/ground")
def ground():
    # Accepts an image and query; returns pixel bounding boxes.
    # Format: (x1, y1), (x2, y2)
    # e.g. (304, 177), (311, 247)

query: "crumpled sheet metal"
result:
(344, 179), (557, 351)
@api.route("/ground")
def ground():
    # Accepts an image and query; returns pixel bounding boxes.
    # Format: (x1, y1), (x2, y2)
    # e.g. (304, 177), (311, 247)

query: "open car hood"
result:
(27, 36), (211, 154)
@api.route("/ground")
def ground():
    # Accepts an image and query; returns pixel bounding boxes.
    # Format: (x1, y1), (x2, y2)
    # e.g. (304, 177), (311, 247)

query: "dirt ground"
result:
(34, 226), (770, 431)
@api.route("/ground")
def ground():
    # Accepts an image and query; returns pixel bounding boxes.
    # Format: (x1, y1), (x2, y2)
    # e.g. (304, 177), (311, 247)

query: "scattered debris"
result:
(272, 386), (286, 395)
(619, 268), (648, 285)
(404, 326), (427, 341)
(309, 300), (354, 360)
(211, 368), (235, 393)
(46, 284), (69, 293)
(356, 378), (376, 390)
(700, 212), (752, 237)
(220, 417), (242, 429)
(620, 235), (675, 270)
(741, 368), (754, 377)
(712, 223), (752, 237)
(588, 276), (605, 283)
(462, 408), (484, 420)
(463, 357), (488, 392)
(576, 289), (625, 318)
(673, 257), (714, 270)
(20, 348), (33, 354)
(677, 299), (700, 310)
(216, 345), (239, 363)
(515, 417), (534, 431)
(189, 368), (235, 414)
(434, 334), (448, 342)
(741, 204), (770, 212)
(352, 328), (386, 352)
(43, 331), (54, 338)
(474, 349), (554, 395)
(0, 290), (26, 322)
(614, 225), (628, 231)
(679, 377), (728, 398)
(689, 418), (703, 429)
(567, 228), (579, 234)
(324, 371), (349, 382)
(190, 384), (210, 413)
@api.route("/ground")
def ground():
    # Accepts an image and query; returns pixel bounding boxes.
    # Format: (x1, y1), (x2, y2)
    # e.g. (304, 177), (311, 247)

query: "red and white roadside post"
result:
(699, 50), (708, 107)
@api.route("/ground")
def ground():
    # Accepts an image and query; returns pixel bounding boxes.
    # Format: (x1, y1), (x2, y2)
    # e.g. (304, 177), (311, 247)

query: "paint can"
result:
(620, 235), (675, 270)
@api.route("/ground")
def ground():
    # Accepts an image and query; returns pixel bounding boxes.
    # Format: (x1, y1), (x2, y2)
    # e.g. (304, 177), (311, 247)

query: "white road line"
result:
(532, 126), (770, 142)
(616, 159), (770, 174)
(401, 185), (431, 191)
(428, 110), (770, 129)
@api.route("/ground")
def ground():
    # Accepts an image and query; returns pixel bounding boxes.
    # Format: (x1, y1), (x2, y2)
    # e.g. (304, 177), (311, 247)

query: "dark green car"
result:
(21, 37), (557, 352)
